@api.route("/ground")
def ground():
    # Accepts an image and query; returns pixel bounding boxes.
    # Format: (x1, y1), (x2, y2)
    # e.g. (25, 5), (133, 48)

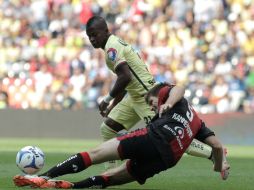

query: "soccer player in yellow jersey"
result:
(85, 16), (215, 168)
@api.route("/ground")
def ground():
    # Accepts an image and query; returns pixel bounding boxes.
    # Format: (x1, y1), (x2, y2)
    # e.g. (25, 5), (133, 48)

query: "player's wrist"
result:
(164, 101), (173, 108)
(103, 94), (114, 104)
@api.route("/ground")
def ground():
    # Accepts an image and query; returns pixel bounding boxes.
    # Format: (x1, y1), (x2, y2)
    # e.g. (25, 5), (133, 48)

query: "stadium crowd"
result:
(0, 0), (254, 114)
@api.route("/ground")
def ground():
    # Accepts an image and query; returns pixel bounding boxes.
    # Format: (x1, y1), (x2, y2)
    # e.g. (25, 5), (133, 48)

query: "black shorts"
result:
(195, 121), (215, 142)
(117, 128), (168, 184)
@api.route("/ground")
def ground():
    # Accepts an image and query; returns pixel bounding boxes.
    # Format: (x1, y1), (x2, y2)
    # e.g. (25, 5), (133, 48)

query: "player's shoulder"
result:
(105, 35), (129, 62)
(105, 35), (129, 49)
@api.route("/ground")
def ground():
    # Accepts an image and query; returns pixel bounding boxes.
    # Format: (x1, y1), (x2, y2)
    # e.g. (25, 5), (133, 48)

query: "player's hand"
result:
(102, 103), (115, 117)
(100, 107), (113, 117)
(100, 108), (110, 117)
(159, 103), (173, 118)
(99, 100), (109, 117)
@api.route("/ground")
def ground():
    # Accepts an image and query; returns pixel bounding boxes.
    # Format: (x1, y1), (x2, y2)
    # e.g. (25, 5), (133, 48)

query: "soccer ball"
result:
(16, 146), (45, 174)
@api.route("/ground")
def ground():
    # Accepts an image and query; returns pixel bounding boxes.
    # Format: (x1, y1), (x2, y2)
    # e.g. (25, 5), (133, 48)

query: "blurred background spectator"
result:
(0, 0), (253, 114)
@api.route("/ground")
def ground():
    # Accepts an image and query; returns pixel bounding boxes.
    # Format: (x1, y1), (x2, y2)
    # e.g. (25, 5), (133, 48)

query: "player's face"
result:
(148, 96), (159, 113)
(86, 27), (106, 49)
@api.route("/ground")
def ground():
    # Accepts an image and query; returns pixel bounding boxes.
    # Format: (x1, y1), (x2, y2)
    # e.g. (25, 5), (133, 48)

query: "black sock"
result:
(73, 175), (109, 189)
(40, 153), (90, 178)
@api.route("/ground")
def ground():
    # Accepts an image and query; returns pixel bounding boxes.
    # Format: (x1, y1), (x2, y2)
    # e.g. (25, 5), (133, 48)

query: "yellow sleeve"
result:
(105, 37), (128, 71)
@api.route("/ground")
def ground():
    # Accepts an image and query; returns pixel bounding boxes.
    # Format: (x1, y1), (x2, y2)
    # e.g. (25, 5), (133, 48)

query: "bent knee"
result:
(100, 122), (117, 141)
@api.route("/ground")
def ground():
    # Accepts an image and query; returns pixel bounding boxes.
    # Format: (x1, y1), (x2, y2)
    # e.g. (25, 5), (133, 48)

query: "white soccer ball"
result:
(16, 146), (45, 174)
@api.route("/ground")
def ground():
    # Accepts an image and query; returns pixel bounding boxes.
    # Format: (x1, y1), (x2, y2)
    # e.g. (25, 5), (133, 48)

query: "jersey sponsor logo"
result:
(172, 113), (193, 138)
(163, 124), (176, 136)
(174, 126), (184, 139)
(163, 125), (184, 149)
(176, 135), (183, 149)
(107, 48), (117, 62)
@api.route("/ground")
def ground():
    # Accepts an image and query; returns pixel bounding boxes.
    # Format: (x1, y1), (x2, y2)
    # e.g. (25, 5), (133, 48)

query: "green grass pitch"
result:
(0, 138), (253, 190)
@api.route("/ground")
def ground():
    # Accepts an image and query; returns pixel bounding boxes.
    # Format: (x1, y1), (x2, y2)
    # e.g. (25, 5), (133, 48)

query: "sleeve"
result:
(168, 84), (176, 93)
(106, 42), (126, 71)
(163, 82), (175, 93)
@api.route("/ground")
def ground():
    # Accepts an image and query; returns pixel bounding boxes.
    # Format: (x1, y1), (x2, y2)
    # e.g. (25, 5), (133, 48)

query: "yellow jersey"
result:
(104, 35), (156, 100)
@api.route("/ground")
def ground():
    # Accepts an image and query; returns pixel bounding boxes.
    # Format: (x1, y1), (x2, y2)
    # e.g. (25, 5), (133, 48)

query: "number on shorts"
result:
(144, 116), (152, 124)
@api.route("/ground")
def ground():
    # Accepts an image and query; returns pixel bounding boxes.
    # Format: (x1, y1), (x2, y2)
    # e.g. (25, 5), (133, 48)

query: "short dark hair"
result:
(145, 83), (168, 104)
(86, 16), (108, 30)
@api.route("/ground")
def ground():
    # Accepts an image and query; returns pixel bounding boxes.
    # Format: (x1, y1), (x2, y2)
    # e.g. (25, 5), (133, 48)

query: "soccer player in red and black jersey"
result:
(13, 83), (230, 189)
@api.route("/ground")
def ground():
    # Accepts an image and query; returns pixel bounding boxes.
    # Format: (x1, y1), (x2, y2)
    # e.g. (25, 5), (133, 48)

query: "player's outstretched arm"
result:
(203, 136), (224, 172)
(185, 139), (212, 159)
(159, 85), (185, 117)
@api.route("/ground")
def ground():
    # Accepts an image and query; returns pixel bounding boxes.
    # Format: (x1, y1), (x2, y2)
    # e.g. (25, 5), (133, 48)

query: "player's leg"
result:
(75, 126), (167, 188)
(104, 96), (141, 139)
(100, 119), (124, 169)
(41, 138), (121, 178)
(102, 96), (140, 169)
(13, 127), (156, 188)
(25, 128), (167, 189)
(14, 128), (153, 187)
(115, 127), (169, 185)
(103, 129), (168, 186)
(101, 162), (135, 186)
(28, 162), (136, 189)
(14, 170), (122, 189)
(70, 162), (134, 189)
(35, 158), (167, 189)
(100, 119), (125, 141)
(13, 138), (121, 187)
(43, 140), (128, 189)
(133, 97), (156, 125)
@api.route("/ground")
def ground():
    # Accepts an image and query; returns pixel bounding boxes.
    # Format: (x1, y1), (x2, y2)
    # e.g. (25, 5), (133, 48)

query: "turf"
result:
(0, 138), (253, 190)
